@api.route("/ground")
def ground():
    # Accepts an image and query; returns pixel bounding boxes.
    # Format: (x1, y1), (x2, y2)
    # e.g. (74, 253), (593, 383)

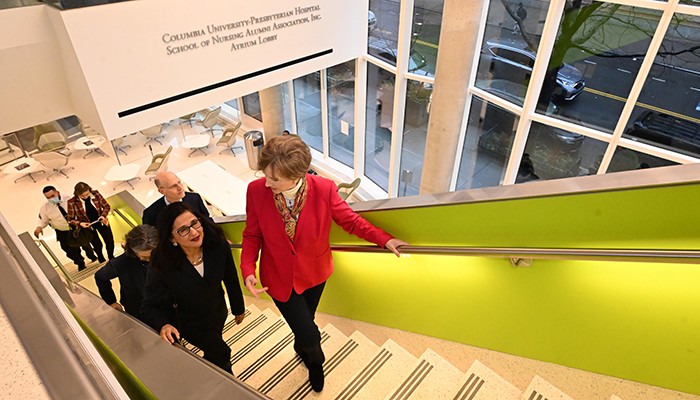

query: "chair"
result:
(36, 131), (68, 153)
(0, 138), (15, 156)
(112, 137), (131, 155)
(197, 107), (223, 137)
(337, 177), (361, 201)
(216, 121), (243, 155)
(145, 146), (172, 179)
(140, 125), (165, 146)
(180, 112), (198, 126)
(33, 151), (73, 179)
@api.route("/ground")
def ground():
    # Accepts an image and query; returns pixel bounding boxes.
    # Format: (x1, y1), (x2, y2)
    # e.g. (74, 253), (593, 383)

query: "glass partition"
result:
(456, 96), (518, 190)
(293, 72), (323, 152)
(328, 61), (356, 168)
(398, 80), (432, 196)
(365, 63), (395, 191)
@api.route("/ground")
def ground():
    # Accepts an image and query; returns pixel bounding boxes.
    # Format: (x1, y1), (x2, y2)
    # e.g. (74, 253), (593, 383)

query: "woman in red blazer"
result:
(241, 135), (407, 393)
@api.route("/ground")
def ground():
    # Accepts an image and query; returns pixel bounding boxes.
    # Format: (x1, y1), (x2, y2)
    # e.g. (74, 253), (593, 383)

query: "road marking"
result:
(584, 60), (597, 65)
(691, 87), (700, 92)
(617, 68), (631, 74)
(414, 39), (438, 49)
(651, 77), (666, 83)
(583, 87), (700, 125)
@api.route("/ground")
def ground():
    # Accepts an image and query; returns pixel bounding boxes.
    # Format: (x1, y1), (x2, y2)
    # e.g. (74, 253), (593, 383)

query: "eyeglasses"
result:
(174, 218), (202, 237)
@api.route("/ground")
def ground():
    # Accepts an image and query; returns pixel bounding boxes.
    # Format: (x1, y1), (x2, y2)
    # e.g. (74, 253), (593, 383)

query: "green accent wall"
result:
(220, 182), (700, 395)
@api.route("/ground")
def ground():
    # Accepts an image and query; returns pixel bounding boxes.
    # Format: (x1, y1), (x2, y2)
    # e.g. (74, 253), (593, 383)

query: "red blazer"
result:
(66, 189), (111, 225)
(241, 174), (393, 302)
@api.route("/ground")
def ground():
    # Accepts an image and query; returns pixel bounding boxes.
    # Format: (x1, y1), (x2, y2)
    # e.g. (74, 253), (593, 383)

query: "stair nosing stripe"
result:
(397, 363), (433, 400)
(225, 314), (267, 346)
(324, 339), (358, 373)
(467, 378), (485, 400)
(256, 330), (330, 394)
(453, 372), (477, 400)
(462, 375), (482, 399)
(259, 357), (302, 394)
(231, 319), (284, 364)
(336, 348), (393, 400)
(239, 333), (294, 381)
(390, 360), (432, 400)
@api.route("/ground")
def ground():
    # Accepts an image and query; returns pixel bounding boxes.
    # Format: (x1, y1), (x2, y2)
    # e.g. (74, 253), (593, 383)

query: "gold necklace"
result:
(188, 251), (203, 266)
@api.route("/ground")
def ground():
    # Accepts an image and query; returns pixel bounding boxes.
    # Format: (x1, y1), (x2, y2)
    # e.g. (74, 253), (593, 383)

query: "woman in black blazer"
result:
(141, 202), (246, 374)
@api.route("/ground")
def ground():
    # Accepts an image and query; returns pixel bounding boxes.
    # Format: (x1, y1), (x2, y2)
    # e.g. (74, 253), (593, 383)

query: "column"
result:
(259, 84), (287, 143)
(419, 0), (482, 194)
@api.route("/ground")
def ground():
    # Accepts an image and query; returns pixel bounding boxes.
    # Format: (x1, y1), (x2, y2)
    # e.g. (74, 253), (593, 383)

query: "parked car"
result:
(368, 38), (433, 77)
(625, 110), (700, 156)
(480, 38), (585, 102)
(368, 10), (377, 30)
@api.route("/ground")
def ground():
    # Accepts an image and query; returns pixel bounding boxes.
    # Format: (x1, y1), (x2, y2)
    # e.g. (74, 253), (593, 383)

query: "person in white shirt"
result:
(34, 186), (97, 271)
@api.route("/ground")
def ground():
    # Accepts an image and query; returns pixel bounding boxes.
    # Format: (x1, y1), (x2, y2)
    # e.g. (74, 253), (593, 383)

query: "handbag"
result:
(66, 225), (94, 247)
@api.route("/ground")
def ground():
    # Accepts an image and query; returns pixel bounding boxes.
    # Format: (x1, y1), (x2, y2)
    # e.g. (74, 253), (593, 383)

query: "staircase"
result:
(178, 305), (625, 400)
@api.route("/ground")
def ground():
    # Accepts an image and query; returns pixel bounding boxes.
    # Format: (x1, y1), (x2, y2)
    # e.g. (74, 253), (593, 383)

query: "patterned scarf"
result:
(273, 177), (308, 242)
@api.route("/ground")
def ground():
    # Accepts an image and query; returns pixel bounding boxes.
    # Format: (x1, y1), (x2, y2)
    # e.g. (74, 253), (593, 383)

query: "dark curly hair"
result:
(150, 202), (226, 272)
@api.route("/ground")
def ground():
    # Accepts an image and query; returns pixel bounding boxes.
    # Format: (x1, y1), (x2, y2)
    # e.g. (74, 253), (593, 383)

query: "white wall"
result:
(60, 0), (365, 140)
(0, 6), (73, 136)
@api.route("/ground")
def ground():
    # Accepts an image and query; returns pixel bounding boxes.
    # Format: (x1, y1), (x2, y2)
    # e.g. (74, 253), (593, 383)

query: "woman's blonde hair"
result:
(258, 135), (311, 180)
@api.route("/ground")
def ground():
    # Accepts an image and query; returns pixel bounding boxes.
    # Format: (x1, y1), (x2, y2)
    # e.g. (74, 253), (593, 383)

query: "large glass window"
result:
(474, 0), (547, 98)
(536, 5), (661, 134)
(456, 96), (518, 190)
(328, 61), (356, 168)
(242, 93), (263, 122)
(398, 80), (432, 196)
(293, 73), (323, 152)
(607, 147), (677, 173)
(409, 0), (444, 78)
(622, 14), (700, 159)
(520, 122), (606, 181)
(365, 63), (395, 191)
(368, 0), (401, 66)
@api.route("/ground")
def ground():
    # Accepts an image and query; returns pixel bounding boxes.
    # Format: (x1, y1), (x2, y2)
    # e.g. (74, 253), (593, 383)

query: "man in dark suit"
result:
(142, 171), (211, 226)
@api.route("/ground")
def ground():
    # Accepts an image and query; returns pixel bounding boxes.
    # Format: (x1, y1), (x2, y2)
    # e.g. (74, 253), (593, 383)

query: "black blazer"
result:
(94, 254), (149, 322)
(142, 192), (211, 226)
(140, 242), (245, 335)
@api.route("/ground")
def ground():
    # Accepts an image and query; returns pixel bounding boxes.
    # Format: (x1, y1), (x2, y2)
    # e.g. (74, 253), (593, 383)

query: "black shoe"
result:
(108, 254), (115, 260)
(87, 255), (97, 262)
(294, 344), (311, 368)
(97, 256), (106, 263)
(308, 364), (324, 392)
(77, 264), (86, 271)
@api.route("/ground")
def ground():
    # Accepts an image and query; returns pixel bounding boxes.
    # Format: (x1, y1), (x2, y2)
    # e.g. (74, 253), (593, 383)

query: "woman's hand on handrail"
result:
(385, 238), (409, 257)
(244, 275), (269, 299)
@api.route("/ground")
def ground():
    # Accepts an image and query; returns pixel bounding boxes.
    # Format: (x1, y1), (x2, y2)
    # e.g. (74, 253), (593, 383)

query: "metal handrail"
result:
(34, 238), (76, 290)
(112, 208), (136, 228)
(229, 243), (700, 264)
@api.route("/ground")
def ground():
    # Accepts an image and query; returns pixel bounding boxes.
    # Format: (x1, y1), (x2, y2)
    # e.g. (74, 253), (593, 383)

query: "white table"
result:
(178, 160), (248, 216)
(182, 135), (210, 157)
(74, 136), (107, 158)
(3, 157), (45, 183)
(105, 163), (141, 190)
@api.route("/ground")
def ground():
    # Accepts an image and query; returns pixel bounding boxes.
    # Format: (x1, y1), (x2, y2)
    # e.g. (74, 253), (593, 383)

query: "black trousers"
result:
(56, 229), (86, 269)
(274, 282), (326, 366)
(90, 223), (115, 259)
(182, 327), (232, 375)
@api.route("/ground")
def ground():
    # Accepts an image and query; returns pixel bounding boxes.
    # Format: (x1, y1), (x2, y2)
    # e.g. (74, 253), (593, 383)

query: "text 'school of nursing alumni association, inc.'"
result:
(162, 5), (322, 55)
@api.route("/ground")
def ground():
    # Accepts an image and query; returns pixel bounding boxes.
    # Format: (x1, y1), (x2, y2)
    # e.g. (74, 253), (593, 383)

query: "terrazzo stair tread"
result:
(453, 360), (522, 400)
(333, 338), (418, 400)
(231, 313), (291, 370)
(223, 308), (280, 354)
(519, 375), (574, 400)
(286, 330), (379, 400)
(611, 396), (623, 400)
(260, 323), (349, 399)
(183, 306), (258, 355)
(384, 348), (464, 400)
